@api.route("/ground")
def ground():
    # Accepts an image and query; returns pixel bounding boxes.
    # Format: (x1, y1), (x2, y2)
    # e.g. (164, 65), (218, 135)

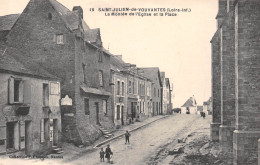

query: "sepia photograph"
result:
(0, 0), (259, 164)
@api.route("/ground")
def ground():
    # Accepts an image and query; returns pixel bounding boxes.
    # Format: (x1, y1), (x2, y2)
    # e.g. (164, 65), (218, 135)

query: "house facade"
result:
(165, 78), (172, 113)
(110, 55), (128, 127)
(4, 0), (113, 145)
(142, 68), (162, 116)
(0, 46), (61, 155)
(181, 96), (197, 114)
(203, 97), (212, 115)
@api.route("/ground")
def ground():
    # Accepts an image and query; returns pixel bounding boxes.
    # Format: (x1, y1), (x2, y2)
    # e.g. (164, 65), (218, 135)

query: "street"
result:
(64, 114), (210, 165)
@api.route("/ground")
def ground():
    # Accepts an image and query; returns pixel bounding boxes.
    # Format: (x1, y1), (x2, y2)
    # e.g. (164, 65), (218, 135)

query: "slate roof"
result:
(141, 67), (162, 86)
(110, 55), (126, 71)
(181, 97), (197, 107)
(0, 14), (20, 31)
(49, 0), (90, 31)
(80, 84), (111, 96)
(84, 28), (100, 43)
(0, 45), (59, 80)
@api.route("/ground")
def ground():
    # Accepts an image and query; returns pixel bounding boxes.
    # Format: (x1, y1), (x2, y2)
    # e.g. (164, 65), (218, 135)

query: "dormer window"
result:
(48, 13), (52, 20)
(98, 50), (103, 62)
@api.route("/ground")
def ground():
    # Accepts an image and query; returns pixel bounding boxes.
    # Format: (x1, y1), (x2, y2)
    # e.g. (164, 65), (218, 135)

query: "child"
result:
(125, 130), (130, 144)
(100, 148), (105, 162)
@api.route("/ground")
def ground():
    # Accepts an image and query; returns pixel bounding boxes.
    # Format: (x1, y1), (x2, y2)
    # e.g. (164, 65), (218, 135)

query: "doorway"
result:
(131, 102), (137, 120)
(53, 119), (58, 146)
(95, 102), (100, 125)
(121, 106), (124, 125)
(6, 122), (18, 151)
(6, 122), (14, 149)
(25, 121), (31, 154)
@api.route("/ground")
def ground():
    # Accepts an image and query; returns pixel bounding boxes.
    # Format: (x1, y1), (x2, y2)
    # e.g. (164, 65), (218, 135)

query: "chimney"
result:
(73, 6), (83, 19)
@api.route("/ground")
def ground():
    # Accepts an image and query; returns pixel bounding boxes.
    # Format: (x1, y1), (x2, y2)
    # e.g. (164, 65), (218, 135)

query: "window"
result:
(48, 13), (52, 20)
(84, 98), (90, 115)
(158, 89), (160, 97)
(99, 70), (103, 87)
(154, 88), (156, 97)
(117, 81), (120, 95)
(117, 105), (120, 120)
(14, 79), (21, 102)
(43, 83), (49, 107)
(56, 34), (64, 44)
(98, 50), (103, 62)
(103, 100), (107, 115)
(128, 81), (132, 94)
(133, 82), (135, 94)
(143, 102), (145, 112)
(140, 102), (142, 113)
(122, 82), (124, 96)
(82, 63), (86, 82)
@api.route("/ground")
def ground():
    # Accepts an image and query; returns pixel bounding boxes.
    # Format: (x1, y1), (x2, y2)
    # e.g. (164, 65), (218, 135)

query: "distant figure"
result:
(105, 145), (113, 163)
(125, 130), (131, 144)
(202, 112), (206, 119)
(100, 148), (105, 162)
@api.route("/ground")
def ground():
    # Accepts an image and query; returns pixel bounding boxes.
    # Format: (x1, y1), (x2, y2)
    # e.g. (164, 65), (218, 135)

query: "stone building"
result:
(2, 0), (113, 145)
(203, 97), (212, 115)
(110, 55), (128, 127)
(161, 74), (172, 115)
(142, 68), (162, 116)
(211, 0), (260, 164)
(166, 78), (173, 113)
(0, 46), (61, 155)
(181, 96), (197, 114)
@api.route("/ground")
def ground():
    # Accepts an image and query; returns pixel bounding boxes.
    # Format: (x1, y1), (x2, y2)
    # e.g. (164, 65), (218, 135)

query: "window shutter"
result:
(40, 119), (44, 143)
(23, 81), (31, 104)
(49, 119), (53, 142)
(20, 121), (25, 150)
(8, 77), (14, 104)
(53, 34), (56, 43)
(19, 81), (24, 103)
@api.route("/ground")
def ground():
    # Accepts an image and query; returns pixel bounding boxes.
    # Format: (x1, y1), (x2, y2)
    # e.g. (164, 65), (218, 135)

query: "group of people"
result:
(99, 130), (131, 163)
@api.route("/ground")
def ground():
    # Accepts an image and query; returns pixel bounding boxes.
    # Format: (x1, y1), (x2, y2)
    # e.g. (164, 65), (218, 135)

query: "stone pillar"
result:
(219, 4), (236, 152)
(233, 1), (260, 164)
(210, 30), (221, 142)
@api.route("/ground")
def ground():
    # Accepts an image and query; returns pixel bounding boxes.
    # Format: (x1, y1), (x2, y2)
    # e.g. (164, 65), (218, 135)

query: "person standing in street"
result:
(100, 148), (105, 162)
(125, 130), (130, 144)
(105, 145), (113, 163)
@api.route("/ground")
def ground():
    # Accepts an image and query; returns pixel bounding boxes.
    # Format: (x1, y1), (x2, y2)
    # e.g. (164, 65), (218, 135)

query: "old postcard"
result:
(0, 0), (259, 165)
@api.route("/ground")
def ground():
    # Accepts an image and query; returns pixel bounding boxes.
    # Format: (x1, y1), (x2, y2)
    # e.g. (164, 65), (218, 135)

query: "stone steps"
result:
(52, 146), (63, 154)
(100, 126), (113, 138)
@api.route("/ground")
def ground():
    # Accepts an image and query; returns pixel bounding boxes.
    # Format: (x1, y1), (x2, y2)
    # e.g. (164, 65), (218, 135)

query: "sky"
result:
(0, 0), (218, 107)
